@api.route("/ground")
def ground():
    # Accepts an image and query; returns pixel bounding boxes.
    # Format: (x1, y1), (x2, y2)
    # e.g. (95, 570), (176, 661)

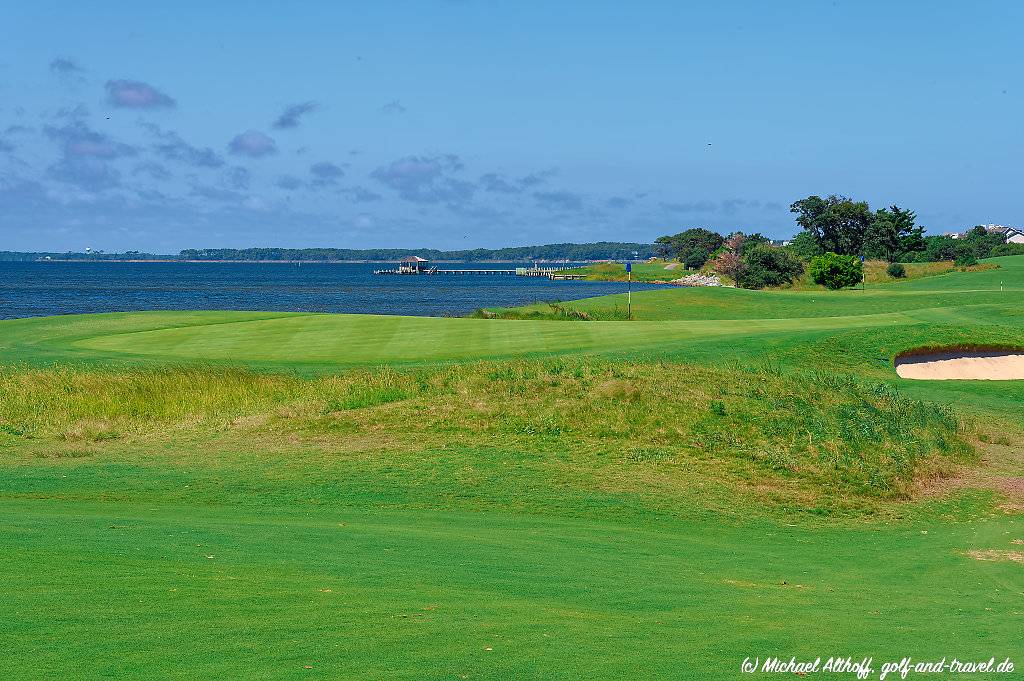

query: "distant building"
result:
(399, 255), (430, 273)
(982, 225), (1024, 244)
(946, 225), (1024, 244)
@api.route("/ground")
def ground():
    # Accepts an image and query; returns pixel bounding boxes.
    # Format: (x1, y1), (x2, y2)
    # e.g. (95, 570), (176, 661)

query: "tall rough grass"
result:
(0, 360), (972, 499)
(469, 302), (632, 321)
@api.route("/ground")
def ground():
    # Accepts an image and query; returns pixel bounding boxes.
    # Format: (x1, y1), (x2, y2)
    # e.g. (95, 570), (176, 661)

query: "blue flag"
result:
(625, 262), (632, 273)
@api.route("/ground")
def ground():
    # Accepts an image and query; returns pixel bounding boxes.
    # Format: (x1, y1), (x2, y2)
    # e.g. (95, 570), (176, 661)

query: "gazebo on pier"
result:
(398, 256), (430, 273)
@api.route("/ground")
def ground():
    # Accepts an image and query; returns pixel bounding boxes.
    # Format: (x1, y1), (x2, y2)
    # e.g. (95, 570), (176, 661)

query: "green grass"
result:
(0, 361), (973, 506)
(557, 259), (682, 282)
(2, 256), (1024, 678)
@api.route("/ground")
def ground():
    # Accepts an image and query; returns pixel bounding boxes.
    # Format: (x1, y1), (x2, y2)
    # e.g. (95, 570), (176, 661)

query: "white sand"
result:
(895, 351), (1024, 380)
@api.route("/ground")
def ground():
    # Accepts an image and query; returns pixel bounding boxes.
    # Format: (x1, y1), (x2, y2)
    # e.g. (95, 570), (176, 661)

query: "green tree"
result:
(953, 242), (978, 266)
(865, 206), (919, 261)
(809, 252), (863, 289)
(737, 244), (805, 289)
(654, 228), (724, 266)
(958, 225), (1005, 259)
(922, 235), (958, 261)
(786, 231), (823, 259)
(790, 195), (873, 255)
(684, 249), (710, 270)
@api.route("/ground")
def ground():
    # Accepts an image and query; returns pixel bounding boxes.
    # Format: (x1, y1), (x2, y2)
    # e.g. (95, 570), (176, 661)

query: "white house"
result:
(982, 225), (1024, 244)
(948, 225), (1024, 244)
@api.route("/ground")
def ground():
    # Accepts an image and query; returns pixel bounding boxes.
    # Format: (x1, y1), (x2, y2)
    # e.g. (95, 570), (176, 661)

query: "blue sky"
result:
(1, 1), (1021, 252)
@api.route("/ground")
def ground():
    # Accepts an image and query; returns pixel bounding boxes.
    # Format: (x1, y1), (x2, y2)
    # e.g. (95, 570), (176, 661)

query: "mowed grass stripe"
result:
(62, 309), (926, 365)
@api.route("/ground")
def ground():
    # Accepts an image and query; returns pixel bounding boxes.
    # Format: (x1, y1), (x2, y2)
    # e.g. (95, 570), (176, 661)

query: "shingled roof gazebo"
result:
(399, 255), (429, 273)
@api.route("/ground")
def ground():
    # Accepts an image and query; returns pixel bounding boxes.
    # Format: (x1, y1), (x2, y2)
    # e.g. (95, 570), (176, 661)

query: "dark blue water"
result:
(0, 262), (663, 319)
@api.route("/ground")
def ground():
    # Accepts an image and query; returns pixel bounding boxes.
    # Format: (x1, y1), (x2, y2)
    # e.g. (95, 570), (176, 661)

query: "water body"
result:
(0, 262), (665, 319)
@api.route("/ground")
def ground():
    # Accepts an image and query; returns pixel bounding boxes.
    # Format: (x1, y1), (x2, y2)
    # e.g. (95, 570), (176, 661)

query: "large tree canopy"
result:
(864, 206), (921, 261)
(789, 195), (873, 256)
(654, 228), (724, 267)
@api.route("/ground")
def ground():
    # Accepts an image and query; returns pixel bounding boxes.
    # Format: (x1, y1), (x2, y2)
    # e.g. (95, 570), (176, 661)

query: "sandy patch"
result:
(895, 351), (1024, 380)
(964, 549), (1024, 563)
(995, 477), (1024, 497)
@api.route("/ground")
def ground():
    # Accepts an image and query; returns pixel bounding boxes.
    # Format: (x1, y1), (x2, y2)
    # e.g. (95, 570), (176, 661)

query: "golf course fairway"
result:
(2, 256), (1023, 678)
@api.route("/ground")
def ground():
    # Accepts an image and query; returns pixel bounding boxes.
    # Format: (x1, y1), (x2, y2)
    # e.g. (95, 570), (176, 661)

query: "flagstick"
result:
(627, 267), (632, 319)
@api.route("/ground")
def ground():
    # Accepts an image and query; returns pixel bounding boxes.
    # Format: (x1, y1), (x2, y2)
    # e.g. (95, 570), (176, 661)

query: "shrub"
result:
(922, 235), (958, 262)
(886, 262), (906, 278)
(990, 242), (1024, 257)
(684, 248), (710, 270)
(953, 243), (978, 267)
(711, 249), (744, 281)
(737, 244), (805, 289)
(809, 252), (863, 289)
(710, 234), (746, 281)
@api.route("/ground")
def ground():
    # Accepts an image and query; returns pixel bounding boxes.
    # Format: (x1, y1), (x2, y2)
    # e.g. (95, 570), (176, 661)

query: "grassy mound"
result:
(0, 360), (972, 513)
(469, 301), (632, 321)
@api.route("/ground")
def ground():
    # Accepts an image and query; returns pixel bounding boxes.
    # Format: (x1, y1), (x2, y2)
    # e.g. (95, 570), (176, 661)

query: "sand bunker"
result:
(895, 350), (1024, 380)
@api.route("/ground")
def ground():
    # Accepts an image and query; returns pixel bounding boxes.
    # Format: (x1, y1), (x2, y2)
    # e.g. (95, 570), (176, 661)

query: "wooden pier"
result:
(374, 264), (585, 279)
(439, 268), (515, 275)
(374, 257), (586, 279)
(373, 267), (515, 275)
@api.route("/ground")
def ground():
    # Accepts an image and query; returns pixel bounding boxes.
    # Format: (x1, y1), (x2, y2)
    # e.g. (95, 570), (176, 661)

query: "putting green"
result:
(66, 310), (929, 363)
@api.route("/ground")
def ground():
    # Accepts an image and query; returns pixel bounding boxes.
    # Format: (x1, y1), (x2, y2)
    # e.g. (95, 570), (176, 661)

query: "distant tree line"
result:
(178, 242), (657, 261)
(0, 243), (656, 263)
(0, 250), (166, 262)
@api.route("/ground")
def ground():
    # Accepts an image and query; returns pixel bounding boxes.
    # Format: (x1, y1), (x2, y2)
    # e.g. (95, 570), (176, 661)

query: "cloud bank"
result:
(228, 130), (277, 157)
(105, 79), (177, 109)
(272, 102), (318, 129)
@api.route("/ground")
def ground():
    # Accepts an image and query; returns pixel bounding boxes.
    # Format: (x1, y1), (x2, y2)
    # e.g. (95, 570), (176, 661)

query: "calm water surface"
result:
(0, 262), (664, 319)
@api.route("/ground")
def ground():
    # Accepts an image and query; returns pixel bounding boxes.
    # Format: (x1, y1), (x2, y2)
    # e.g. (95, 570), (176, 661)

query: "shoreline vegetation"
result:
(560, 257), (1001, 288)
(0, 241), (655, 263)
(4, 258), (631, 264)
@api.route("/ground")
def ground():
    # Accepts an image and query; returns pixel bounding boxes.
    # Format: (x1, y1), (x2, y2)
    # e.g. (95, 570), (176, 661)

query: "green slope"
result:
(1, 257), (1023, 678)
(4, 500), (1020, 679)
